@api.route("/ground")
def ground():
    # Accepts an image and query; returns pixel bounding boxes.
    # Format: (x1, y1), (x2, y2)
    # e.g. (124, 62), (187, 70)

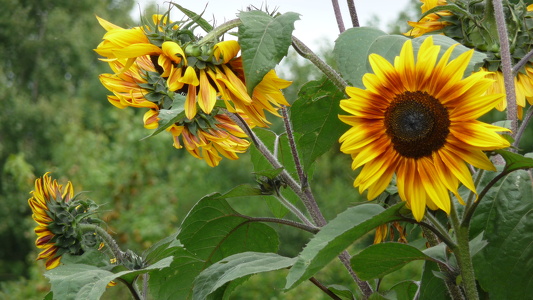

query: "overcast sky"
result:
(132, 0), (412, 51)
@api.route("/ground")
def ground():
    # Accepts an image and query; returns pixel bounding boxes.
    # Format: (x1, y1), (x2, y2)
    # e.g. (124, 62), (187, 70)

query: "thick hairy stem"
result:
(339, 251), (373, 298)
(330, 0), (345, 33)
(454, 226), (479, 300)
(492, 0), (517, 135)
(291, 36), (348, 92)
(346, 0), (360, 27)
(79, 224), (125, 262)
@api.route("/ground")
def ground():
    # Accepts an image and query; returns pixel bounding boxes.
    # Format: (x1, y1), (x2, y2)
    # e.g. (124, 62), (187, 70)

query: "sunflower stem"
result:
(240, 215), (319, 234)
(79, 224), (126, 263)
(454, 225), (480, 300)
(197, 18), (242, 45)
(274, 191), (316, 228)
(291, 36), (348, 92)
(492, 0), (518, 135)
(330, 0), (345, 33)
(281, 106), (307, 188)
(512, 49), (533, 74)
(449, 201), (479, 300)
(420, 213), (457, 250)
(347, 0), (360, 27)
(464, 169), (485, 214)
(513, 105), (533, 148)
(309, 277), (343, 300)
(227, 111), (373, 298)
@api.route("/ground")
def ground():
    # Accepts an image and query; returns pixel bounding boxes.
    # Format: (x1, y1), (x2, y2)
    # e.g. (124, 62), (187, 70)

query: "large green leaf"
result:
(285, 203), (405, 289)
(238, 10), (299, 94)
(291, 77), (349, 171)
(148, 194), (279, 300)
(192, 252), (295, 300)
(418, 261), (449, 300)
(470, 170), (533, 299)
(333, 27), (387, 88)
(45, 257), (173, 300)
(351, 242), (436, 280)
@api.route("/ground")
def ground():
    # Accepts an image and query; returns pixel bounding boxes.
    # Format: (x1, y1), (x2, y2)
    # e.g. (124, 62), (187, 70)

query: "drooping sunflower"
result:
(28, 173), (75, 269)
(96, 15), (291, 166)
(339, 36), (510, 221)
(405, 0), (452, 38)
(144, 109), (250, 167)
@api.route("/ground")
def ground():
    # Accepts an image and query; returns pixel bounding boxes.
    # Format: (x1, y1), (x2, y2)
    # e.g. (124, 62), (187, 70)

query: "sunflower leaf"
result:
(192, 252), (295, 300)
(219, 184), (263, 198)
(351, 242), (437, 281)
(469, 169), (533, 299)
(148, 193), (279, 300)
(238, 10), (300, 95)
(333, 27), (387, 88)
(419, 261), (449, 300)
(172, 3), (213, 33)
(44, 257), (173, 300)
(291, 77), (349, 171)
(141, 94), (186, 140)
(494, 149), (533, 172)
(285, 203), (405, 290)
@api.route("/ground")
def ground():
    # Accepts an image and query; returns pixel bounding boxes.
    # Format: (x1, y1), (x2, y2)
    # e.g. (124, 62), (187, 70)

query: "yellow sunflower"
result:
(482, 65), (533, 119)
(144, 109), (250, 167)
(28, 173), (74, 269)
(339, 36), (510, 221)
(405, 0), (452, 37)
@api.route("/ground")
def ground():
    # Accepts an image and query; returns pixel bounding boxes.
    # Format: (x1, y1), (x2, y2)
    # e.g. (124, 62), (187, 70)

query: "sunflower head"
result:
(406, 0), (533, 69)
(339, 36), (510, 221)
(28, 173), (100, 269)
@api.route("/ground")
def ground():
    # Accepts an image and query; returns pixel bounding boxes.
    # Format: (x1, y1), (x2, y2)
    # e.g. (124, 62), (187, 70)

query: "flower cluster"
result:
(406, 0), (533, 117)
(95, 13), (291, 167)
(28, 173), (100, 269)
(339, 36), (510, 221)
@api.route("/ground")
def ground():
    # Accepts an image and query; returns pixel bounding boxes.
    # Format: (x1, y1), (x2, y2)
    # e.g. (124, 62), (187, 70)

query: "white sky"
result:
(132, 0), (412, 51)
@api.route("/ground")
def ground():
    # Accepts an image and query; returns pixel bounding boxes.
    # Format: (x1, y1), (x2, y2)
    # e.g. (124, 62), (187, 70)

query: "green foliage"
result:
(333, 27), (388, 88)
(291, 77), (349, 171)
(470, 169), (533, 299)
(193, 252), (295, 300)
(148, 194), (279, 300)
(238, 10), (300, 94)
(351, 243), (436, 280)
(285, 203), (405, 289)
(45, 257), (172, 300)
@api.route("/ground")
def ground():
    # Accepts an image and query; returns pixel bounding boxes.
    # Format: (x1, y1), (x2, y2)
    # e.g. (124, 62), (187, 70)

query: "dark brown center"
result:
(384, 91), (450, 158)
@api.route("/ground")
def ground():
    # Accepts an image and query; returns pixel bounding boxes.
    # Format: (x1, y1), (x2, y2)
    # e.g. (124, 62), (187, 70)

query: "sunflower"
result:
(144, 109), (250, 167)
(28, 173), (75, 269)
(96, 15), (291, 166)
(405, 0), (452, 37)
(481, 65), (533, 119)
(339, 36), (510, 221)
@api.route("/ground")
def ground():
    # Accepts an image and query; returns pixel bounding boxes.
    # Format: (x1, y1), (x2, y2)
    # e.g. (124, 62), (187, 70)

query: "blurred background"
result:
(0, 0), (525, 299)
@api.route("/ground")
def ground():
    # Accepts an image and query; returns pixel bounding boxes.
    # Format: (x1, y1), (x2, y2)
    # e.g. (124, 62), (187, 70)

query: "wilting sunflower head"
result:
(161, 109), (251, 167)
(28, 173), (100, 269)
(339, 36), (510, 221)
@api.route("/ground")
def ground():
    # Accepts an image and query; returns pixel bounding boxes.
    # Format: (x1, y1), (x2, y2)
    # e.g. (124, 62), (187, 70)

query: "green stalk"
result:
(198, 19), (242, 45)
(454, 225), (479, 300)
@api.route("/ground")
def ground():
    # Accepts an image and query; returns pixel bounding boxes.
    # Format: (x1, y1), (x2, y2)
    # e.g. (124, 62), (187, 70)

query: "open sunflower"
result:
(339, 36), (510, 221)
